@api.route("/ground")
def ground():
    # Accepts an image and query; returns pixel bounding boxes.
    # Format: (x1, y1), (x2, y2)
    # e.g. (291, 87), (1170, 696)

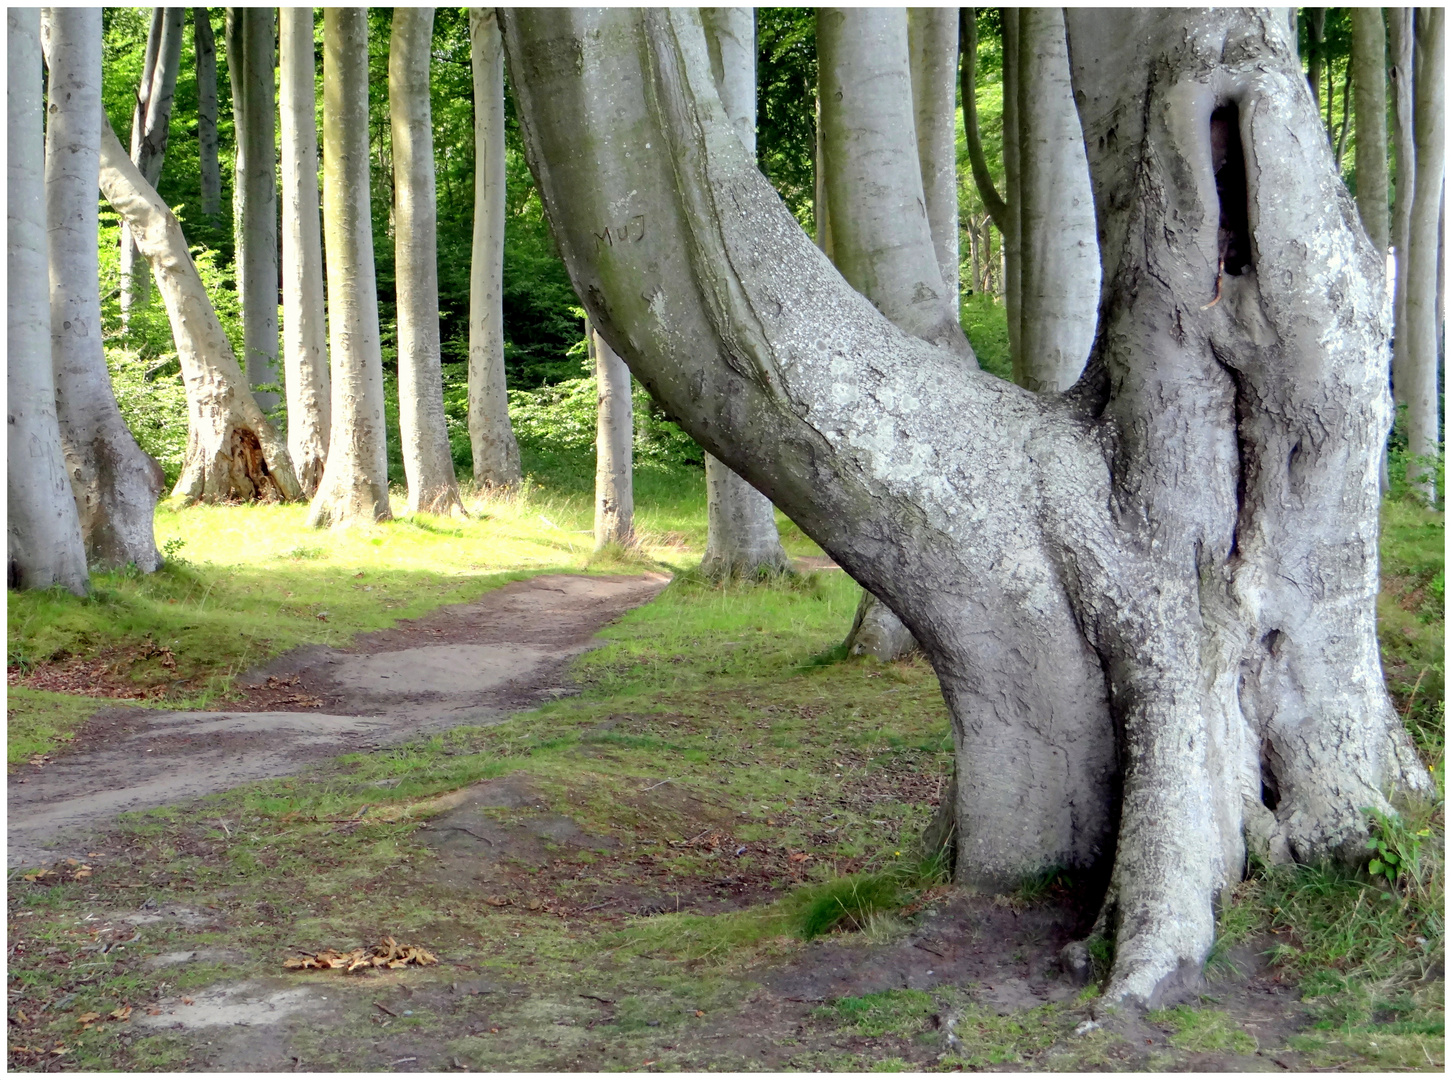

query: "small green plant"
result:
(284, 545), (327, 561)
(1366, 807), (1429, 893)
(161, 536), (188, 564)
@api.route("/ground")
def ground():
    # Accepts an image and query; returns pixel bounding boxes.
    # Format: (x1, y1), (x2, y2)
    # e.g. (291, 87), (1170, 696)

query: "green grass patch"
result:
(818, 988), (936, 1037)
(6, 687), (119, 767)
(1147, 1005), (1257, 1054)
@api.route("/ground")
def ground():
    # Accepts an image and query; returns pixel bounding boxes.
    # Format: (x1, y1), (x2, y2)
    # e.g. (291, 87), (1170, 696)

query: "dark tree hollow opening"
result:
(1210, 103), (1252, 276)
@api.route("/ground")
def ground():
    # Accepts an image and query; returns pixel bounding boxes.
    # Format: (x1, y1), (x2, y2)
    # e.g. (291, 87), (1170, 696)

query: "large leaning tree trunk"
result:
(1403, 9), (1444, 504)
(308, 7), (391, 529)
(467, 8), (523, 491)
(698, 6), (791, 580)
(907, 7), (960, 306)
(9, 6), (89, 595)
(227, 6), (280, 412)
(391, 7), (467, 518)
(43, 7), (163, 572)
(279, 6), (330, 496)
(99, 116), (301, 504)
(594, 330), (634, 549)
(501, 6), (1432, 1009)
(193, 8), (220, 217)
(1350, 8), (1389, 257)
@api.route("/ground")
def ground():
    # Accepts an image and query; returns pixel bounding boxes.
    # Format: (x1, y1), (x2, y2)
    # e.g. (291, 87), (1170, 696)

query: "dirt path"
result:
(7, 573), (669, 870)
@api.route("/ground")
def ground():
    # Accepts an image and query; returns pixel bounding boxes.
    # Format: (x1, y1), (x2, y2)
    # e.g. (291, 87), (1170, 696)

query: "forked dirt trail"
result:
(8, 573), (669, 869)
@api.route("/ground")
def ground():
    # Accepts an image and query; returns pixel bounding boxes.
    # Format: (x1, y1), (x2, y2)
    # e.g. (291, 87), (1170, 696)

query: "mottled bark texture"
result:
(907, 7), (960, 303)
(44, 7), (163, 572)
(194, 8), (220, 216)
(227, 7), (279, 412)
(279, 6), (329, 495)
(308, 7), (391, 529)
(99, 117), (300, 504)
(467, 8), (523, 490)
(594, 330), (634, 549)
(1351, 9), (1389, 257)
(391, 7), (466, 517)
(9, 7), (89, 595)
(699, 6), (791, 580)
(502, 7), (1430, 1008)
(1403, 9), (1443, 503)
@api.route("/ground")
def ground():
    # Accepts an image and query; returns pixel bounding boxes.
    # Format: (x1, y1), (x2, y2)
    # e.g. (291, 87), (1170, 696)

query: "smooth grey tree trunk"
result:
(1001, 7), (1023, 370)
(391, 7), (466, 517)
(502, 6), (1431, 1009)
(228, 7), (279, 413)
(907, 7), (960, 304)
(1306, 8), (1326, 116)
(1388, 8), (1415, 476)
(43, 7), (163, 572)
(1404, 9), (1444, 503)
(1351, 8), (1390, 257)
(699, 6), (791, 580)
(9, 6), (89, 595)
(467, 8), (522, 491)
(279, 6), (329, 496)
(99, 116), (302, 504)
(593, 330), (634, 549)
(307, 7), (391, 529)
(194, 8), (220, 216)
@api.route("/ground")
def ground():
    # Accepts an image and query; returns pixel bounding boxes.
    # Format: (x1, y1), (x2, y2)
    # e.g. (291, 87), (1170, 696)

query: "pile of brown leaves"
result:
(20, 859), (93, 884)
(284, 936), (438, 972)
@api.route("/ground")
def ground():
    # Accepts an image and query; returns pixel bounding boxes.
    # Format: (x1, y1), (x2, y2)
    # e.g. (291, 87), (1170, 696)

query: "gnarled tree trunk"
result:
(194, 8), (220, 216)
(43, 6), (163, 572)
(467, 8), (523, 490)
(307, 7), (391, 529)
(502, 6), (1431, 1010)
(9, 6), (89, 595)
(594, 330), (633, 549)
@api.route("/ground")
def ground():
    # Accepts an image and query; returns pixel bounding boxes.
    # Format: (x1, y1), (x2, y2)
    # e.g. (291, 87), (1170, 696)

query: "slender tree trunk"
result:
(308, 7), (391, 529)
(1388, 9), (1415, 453)
(229, 7), (279, 413)
(698, 7), (791, 580)
(99, 117), (301, 504)
(9, 6), (89, 595)
(120, 9), (163, 322)
(1334, 59), (1352, 170)
(813, 94), (832, 257)
(43, 7), (163, 572)
(594, 330), (634, 549)
(1306, 9), (1326, 122)
(194, 8), (220, 216)
(968, 215), (980, 297)
(962, 9), (1008, 235)
(1001, 7), (1023, 372)
(907, 7), (960, 303)
(1015, 7), (1100, 392)
(279, 6), (329, 496)
(467, 7), (522, 490)
(1352, 8), (1390, 256)
(391, 7), (466, 517)
(1405, 9), (1444, 502)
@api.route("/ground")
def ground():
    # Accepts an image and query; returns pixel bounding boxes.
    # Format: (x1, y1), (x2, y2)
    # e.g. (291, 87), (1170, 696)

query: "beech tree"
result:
(1388, 8), (1415, 474)
(194, 8), (220, 217)
(307, 7), (391, 529)
(594, 329), (634, 549)
(8, 6), (89, 595)
(502, 7), (1432, 1008)
(467, 7), (523, 490)
(906, 7), (959, 306)
(391, 6), (467, 517)
(279, 6), (330, 495)
(43, 6), (163, 572)
(1350, 8), (1389, 256)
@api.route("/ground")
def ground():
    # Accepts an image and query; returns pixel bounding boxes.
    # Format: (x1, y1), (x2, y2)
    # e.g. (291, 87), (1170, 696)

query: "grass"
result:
(1147, 1005), (1258, 1054)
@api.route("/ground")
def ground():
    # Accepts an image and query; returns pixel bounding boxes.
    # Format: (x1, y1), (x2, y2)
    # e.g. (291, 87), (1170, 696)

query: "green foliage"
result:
(799, 873), (901, 939)
(1366, 806), (1432, 893)
(817, 989), (936, 1037)
(756, 8), (818, 233)
(961, 293), (1012, 380)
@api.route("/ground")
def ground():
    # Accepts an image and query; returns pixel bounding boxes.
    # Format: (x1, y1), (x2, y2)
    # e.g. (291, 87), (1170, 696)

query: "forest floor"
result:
(6, 474), (1444, 1073)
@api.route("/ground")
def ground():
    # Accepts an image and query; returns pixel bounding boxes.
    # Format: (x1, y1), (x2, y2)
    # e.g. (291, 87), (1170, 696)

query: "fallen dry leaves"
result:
(20, 860), (92, 885)
(284, 936), (438, 972)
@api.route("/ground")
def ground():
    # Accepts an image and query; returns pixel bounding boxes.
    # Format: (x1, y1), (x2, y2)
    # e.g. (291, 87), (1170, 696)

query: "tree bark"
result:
(1404, 8), (1444, 502)
(194, 8), (220, 216)
(1334, 58), (1352, 170)
(1306, 8), (1326, 119)
(43, 7), (163, 572)
(466, 9), (523, 491)
(594, 330), (634, 549)
(1015, 7), (1099, 392)
(307, 7), (391, 529)
(228, 7), (279, 413)
(99, 116), (302, 504)
(1351, 8), (1390, 256)
(907, 7), (960, 304)
(9, 6), (89, 595)
(502, 6), (1431, 1009)
(1388, 9), (1414, 469)
(391, 7), (466, 517)
(1001, 7), (1024, 371)
(279, 6), (329, 496)
(698, 7), (791, 581)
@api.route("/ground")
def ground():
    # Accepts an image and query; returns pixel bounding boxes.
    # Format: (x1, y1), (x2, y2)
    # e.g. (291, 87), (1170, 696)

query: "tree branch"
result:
(961, 8), (1009, 232)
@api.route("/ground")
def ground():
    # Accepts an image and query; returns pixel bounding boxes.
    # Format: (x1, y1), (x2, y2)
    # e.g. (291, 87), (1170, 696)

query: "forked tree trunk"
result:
(9, 6), (89, 595)
(502, 6), (1431, 1010)
(698, 6), (791, 581)
(279, 6), (329, 496)
(1351, 8), (1390, 256)
(391, 7), (466, 517)
(308, 7), (391, 529)
(907, 7), (959, 304)
(467, 8), (523, 490)
(194, 8), (220, 216)
(43, 7), (163, 572)
(594, 330), (633, 549)
(99, 117), (301, 504)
